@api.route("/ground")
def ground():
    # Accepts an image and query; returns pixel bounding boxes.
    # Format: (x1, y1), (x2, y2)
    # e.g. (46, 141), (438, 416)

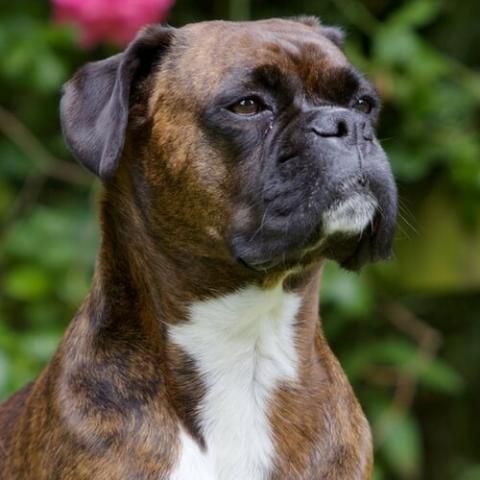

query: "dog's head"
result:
(61, 18), (397, 276)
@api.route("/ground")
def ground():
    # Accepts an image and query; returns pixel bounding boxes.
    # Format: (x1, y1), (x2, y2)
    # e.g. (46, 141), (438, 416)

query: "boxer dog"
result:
(0, 17), (397, 479)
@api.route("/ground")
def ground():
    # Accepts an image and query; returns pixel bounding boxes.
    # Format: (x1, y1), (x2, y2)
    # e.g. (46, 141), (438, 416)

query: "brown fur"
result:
(0, 19), (373, 479)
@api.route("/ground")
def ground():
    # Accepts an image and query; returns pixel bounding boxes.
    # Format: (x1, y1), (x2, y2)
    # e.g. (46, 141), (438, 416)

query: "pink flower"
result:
(52, 0), (175, 48)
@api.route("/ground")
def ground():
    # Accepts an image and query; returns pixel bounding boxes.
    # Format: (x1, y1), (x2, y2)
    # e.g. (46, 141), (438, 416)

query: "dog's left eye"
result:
(353, 96), (374, 114)
(229, 97), (265, 116)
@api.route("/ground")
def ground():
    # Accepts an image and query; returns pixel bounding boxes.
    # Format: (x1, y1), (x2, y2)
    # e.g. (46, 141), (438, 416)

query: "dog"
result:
(0, 17), (397, 479)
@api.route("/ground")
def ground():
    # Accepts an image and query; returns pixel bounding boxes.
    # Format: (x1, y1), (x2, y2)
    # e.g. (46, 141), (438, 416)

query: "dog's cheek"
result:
(131, 127), (234, 255)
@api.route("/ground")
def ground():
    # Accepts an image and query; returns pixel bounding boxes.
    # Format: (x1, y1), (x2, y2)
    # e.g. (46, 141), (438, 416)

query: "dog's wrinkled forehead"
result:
(60, 18), (352, 181)
(157, 19), (349, 102)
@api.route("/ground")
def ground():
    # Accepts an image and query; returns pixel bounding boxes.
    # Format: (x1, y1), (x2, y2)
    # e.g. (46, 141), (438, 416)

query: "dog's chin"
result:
(236, 232), (381, 276)
(235, 228), (378, 274)
(316, 191), (383, 271)
(232, 192), (387, 274)
(320, 222), (379, 271)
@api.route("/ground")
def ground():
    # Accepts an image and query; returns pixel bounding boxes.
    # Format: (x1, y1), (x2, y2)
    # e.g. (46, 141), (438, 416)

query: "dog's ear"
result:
(291, 15), (345, 48)
(60, 25), (174, 180)
(321, 26), (345, 48)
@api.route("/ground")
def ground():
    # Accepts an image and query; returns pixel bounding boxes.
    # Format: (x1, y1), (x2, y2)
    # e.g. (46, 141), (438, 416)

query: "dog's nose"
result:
(309, 108), (371, 144)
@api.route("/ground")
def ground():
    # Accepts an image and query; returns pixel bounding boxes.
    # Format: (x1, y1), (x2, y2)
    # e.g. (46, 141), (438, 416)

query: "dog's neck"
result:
(94, 172), (324, 321)
(67, 183), (329, 477)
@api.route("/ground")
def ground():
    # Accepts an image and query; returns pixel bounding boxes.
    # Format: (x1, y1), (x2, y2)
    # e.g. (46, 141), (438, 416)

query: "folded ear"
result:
(60, 25), (174, 180)
(291, 15), (345, 48)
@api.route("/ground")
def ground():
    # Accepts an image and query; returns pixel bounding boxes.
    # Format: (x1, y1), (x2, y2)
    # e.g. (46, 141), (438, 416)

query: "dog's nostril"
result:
(278, 152), (298, 164)
(337, 120), (348, 138)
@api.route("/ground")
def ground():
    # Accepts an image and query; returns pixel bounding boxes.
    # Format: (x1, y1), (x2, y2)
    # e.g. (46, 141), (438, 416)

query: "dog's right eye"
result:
(229, 97), (265, 116)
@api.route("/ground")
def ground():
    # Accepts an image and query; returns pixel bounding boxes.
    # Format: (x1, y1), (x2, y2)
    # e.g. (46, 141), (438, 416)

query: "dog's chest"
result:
(169, 286), (301, 480)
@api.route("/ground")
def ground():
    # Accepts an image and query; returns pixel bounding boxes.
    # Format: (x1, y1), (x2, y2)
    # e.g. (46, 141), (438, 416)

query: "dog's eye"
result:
(353, 96), (374, 114)
(229, 97), (264, 116)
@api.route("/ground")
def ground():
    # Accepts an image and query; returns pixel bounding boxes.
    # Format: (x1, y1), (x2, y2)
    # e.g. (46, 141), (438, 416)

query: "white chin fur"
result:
(322, 193), (378, 236)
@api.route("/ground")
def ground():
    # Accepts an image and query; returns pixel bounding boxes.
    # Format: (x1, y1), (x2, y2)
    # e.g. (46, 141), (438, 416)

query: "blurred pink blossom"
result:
(53, 0), (175, 48)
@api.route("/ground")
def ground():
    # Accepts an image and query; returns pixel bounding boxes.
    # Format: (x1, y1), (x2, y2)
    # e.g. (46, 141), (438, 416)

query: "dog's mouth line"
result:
(236, 209), (383, 273)
(338, 213), (382, 270)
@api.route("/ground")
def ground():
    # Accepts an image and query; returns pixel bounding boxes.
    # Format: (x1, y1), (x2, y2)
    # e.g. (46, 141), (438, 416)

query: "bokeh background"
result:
(1, 1), (479, 478)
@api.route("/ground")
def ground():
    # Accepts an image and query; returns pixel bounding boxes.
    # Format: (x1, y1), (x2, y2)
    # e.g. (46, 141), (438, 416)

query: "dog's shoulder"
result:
(0, 382), (34, 467)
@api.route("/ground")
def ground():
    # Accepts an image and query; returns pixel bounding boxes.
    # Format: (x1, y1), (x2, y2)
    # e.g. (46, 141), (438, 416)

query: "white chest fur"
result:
(169, 285), (301, 480)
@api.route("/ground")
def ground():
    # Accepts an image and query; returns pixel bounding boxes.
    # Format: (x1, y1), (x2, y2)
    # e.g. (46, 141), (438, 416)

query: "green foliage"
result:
(344, 337), (464, 394)
(377, 408), (422, 478)
(1, 1), (479, 479)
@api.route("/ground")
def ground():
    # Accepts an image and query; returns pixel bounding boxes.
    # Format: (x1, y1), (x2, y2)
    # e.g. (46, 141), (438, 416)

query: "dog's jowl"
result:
(0, 17), (397, 480)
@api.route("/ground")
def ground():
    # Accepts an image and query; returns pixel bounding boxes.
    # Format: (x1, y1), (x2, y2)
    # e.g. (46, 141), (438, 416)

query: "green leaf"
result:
(389, 0), (442, 29)
(375, 409), (422, 478)
(19, 332), (61, 363)
(32, 49), (67, 92)
(320, 262), (375, 318)
(343, 339), (418, 378)
(374, 26), (421, 66)
(0, 179), (14, 216)
(460, 465), (480, 480)
(4, 265), (52, 301)
(411, 357), (464, 394)
(343, 339), (463, 394)
(389, 145), (432, 181)
(372, 465), (385, 480)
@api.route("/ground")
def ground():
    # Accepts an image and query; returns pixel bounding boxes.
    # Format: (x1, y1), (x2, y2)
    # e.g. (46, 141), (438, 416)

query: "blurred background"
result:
(0, 0), (479, 478)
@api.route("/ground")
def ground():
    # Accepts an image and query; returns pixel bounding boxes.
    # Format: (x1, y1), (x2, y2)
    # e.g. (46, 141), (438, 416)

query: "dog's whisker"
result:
(248, 205), (271, 243)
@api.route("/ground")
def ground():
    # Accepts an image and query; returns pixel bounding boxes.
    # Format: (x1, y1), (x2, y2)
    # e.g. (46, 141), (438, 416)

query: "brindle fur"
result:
(0, 18), (378, 479)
